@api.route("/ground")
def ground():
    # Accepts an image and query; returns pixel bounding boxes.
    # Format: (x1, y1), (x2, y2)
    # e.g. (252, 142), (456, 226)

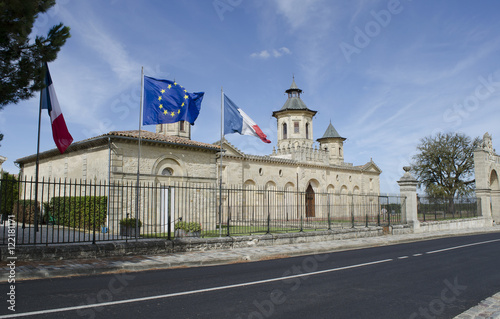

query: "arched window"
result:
(283, 123), (287, 139)
(161, 168), (173, 176)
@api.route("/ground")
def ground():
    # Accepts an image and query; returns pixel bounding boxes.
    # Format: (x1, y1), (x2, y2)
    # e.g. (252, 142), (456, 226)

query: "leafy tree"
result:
(0, 0), (70, 108)
(411, 132), (480, 198)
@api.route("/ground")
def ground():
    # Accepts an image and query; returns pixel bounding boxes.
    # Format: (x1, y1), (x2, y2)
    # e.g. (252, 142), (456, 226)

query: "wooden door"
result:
(306, 184), (315, 218)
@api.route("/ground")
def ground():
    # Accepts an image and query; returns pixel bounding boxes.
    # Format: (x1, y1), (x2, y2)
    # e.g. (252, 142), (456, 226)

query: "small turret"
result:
(317, 122), (346, 165)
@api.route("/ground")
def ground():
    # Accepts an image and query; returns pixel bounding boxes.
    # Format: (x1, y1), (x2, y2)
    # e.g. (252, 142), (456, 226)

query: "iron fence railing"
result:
(417, 196), (480, 222)
(0, 178), (406, 245)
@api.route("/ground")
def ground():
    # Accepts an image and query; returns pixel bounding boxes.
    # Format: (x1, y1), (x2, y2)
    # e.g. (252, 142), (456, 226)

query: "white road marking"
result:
(425, 238), (500, 255)
(413, 253), (423, 257)
(0, 259), (393, 318)
(4, 237), (499, 318)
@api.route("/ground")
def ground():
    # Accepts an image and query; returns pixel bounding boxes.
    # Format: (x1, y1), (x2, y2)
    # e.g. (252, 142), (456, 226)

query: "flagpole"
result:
(135, 66), (144, 240)
(219, 87), (223, 237)
(34, 66), (45, 236)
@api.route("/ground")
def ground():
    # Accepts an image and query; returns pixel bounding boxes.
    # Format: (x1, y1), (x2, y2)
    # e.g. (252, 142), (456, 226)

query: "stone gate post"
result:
(398, 166), (420, 231)
(473, 132), (499, 222)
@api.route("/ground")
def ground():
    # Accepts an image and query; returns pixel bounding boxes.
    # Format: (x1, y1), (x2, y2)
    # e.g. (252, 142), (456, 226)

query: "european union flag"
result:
(143, 76), (204, 125)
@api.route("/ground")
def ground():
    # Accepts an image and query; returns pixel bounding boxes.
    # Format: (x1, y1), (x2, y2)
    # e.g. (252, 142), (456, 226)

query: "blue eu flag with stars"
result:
(143, 76), (204, 125)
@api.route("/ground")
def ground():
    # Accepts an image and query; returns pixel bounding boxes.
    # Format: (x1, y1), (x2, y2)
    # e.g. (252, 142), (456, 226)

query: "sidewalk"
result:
(454, 292), (500, 319)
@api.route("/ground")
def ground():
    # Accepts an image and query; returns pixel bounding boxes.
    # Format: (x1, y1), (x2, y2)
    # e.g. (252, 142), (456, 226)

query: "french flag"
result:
(224, 94), (271, 144)
(41, 64), (73, 154)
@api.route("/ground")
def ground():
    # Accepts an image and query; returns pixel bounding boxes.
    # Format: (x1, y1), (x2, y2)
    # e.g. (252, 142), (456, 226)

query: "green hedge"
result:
(47, 196), (107, 231)
(0, 174), (19, 219)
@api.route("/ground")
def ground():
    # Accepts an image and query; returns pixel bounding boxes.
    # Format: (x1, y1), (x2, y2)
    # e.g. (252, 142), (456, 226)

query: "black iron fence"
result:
(0, 178), (406, 245)
(417, 196), (480, 222)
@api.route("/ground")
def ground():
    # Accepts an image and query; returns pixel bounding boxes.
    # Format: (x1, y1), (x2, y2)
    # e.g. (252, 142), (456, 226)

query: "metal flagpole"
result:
(34, 66), (45, 236)
(135, 66), (144, 240)
(219, 87), (223, 237)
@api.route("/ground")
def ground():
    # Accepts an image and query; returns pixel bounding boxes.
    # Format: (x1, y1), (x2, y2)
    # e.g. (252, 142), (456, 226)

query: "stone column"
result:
(397, 166), (420, 230)
(475, 189), (492, 219)
(492, 190), (500, 223)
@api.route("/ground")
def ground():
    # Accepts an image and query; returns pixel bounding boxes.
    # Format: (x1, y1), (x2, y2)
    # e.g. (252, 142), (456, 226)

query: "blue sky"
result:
(1, 0), (500, 193)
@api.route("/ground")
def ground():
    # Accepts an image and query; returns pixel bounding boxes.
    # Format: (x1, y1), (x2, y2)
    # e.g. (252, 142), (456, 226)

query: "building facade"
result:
(15, 79), (381, 231)
(17, 79), (381, 195)
(220, 79), (380, 195)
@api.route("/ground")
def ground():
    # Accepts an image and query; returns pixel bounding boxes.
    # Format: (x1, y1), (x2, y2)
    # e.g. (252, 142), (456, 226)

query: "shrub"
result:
(46, 196), (107, 231)
(175, 221), (201, 232)
(119, 218), (142, 228)
(0, 174), (19, 219)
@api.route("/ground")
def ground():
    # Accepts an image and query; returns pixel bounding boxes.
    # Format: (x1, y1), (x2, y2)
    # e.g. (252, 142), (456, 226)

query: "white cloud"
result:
(250, 47), (291, 59)
(251, 50), (270, 59)
(273, 0), (325, 30)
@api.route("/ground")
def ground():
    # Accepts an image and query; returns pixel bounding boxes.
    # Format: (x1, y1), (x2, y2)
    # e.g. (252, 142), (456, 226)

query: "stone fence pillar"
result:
(397, 166), (420, 230)
(475, 189), (492, 219)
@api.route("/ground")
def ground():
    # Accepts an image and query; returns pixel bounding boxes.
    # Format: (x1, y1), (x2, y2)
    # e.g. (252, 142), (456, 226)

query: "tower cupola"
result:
(272, 78), (317, 150)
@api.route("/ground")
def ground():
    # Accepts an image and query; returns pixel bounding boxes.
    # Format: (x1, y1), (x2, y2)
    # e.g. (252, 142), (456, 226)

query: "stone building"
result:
(219, 79), (380, 206)
(15, 79), (381, 230)
(17, 79), (381, 193)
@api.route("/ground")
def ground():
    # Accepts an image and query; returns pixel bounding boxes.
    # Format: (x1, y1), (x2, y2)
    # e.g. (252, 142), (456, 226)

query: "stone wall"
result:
(418, 217), (492, 233)
(21, 145), (109, 182)
(397, 166), (492, 234)
(110, 140), (217, 182)
(0, 227), (385, 261)
(223, 154), (380, 195)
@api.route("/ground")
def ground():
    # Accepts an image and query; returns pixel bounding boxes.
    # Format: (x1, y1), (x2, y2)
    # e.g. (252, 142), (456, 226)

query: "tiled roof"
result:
(279, 97), (310, 111)
(318, 123), (345, 140)
(16, 130), (220, 164)
(108, 130), (220, 150)
(276, 78), (315, 113)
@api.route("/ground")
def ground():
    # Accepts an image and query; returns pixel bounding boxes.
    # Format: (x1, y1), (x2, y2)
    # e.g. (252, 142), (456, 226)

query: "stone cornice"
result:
(222, 153), (380, 174)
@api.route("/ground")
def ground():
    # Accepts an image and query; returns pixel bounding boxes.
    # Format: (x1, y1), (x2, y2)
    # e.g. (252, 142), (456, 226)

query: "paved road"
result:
(1, 232), (500, 318)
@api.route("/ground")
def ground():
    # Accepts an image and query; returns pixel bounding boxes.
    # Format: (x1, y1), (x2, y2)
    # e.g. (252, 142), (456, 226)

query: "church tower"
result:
(317, 122), (346, 165)
(272, 78), (317, 151)
(156, 121), (191, 139)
